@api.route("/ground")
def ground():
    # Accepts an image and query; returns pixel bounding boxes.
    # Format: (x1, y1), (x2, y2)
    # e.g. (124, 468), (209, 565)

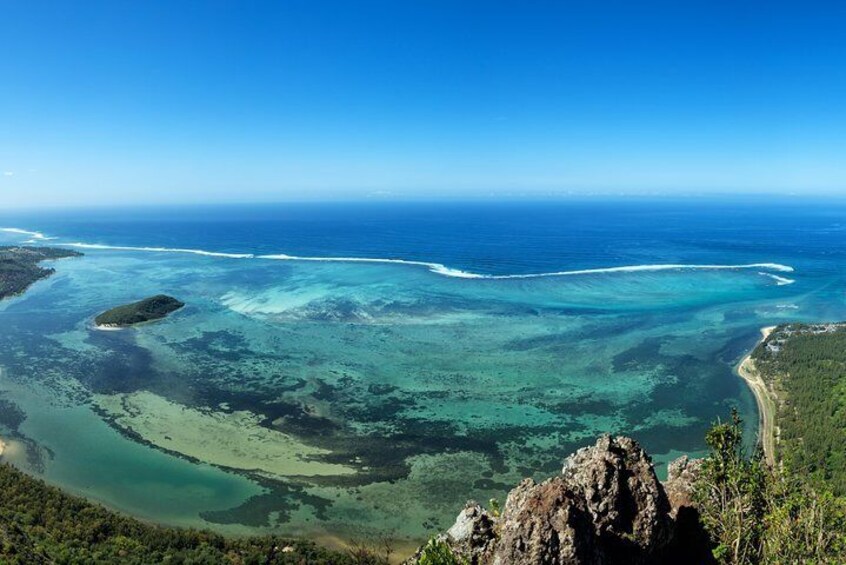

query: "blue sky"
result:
(1, 1), (845, 206)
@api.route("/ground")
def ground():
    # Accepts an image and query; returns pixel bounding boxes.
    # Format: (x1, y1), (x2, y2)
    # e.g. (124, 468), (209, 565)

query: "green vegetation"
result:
(0, 246), (81, 300)
(697, 325), (846, 563)
(417, 538), (466, 565)
(0, 463), (388, 564)
(95, 295), (185, 327)
(695, 411), (767, 563)
(3, 315), (846, 564)
(752, 324), (846, 493)
(695, 410), (846, 564)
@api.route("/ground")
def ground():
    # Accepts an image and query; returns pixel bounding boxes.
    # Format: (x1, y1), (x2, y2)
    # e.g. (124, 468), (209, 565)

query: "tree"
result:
(695, 409), (765, 564)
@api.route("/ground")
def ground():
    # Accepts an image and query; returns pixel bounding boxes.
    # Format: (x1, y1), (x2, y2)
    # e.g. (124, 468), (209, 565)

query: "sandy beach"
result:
(736, 326), (777, 465)
(94, 325), (124, 332)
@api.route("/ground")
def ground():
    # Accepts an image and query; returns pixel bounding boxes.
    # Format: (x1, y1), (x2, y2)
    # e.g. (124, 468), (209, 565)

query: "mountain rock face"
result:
(663, 455), (703, 515)
(410, 436), (710, 564)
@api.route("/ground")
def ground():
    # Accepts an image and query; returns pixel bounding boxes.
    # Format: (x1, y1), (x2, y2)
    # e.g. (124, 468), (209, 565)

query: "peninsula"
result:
(750, 321), (846, 494)
(95, 295), (185, 327)
(0, 246), (82, 300)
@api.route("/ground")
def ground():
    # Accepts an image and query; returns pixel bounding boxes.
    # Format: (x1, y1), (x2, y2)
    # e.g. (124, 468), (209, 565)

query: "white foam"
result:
(257, 254), (485, 278)
(258, 254), (795, 280)
(758, 272), (796, 286)
(482, 263), (795, 280)
(0, 227), (56, 240)
(2, 224), (791, 281)
(65, 242), (254, 259)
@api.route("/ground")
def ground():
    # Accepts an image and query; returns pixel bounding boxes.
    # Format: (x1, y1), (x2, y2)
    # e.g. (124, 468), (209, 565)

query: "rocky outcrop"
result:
(446, 503), (498, 562)
(664, 455), (703, 516)
(660, 455), (713, 564)
(411, 436), (710, 564)
(559, 435), (673, 555)
(493, 476), (600, 564)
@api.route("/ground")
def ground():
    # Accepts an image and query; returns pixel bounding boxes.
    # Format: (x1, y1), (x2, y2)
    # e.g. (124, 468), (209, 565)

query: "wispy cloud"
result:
(2, 171), (13, 177)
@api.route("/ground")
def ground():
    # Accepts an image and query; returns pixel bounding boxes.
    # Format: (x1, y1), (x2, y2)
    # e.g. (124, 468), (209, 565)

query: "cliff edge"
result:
(408, 435), (711, 564)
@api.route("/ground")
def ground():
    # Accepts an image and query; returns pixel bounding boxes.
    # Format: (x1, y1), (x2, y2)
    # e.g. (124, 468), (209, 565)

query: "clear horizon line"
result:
(3, 191), (846, 212)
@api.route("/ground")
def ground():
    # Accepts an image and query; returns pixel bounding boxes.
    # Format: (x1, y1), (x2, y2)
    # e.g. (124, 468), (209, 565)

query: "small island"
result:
(95, 294), (185, 327)
(0, 246), (83, 300)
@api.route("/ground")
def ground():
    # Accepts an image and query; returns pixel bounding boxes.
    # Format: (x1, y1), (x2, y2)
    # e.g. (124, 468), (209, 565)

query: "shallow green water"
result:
(0, 245), (804, 542)
(9, 199), (846, 544)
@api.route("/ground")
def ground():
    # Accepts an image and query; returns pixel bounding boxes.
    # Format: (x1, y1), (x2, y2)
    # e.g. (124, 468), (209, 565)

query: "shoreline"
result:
(736, 326), (777, 466)
(93, 324), (124, 332)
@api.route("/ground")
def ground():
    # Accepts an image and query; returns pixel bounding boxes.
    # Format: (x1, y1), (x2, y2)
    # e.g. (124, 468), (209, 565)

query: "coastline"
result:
(93, 324), (124, 332)
(736, 326), (777, 465)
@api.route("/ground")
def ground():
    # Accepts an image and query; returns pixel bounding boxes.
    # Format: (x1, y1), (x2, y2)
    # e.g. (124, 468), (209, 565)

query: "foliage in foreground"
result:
(695, 410), (846, 564)
(417, 538), (466, 565)
(0, 463), (387, 564)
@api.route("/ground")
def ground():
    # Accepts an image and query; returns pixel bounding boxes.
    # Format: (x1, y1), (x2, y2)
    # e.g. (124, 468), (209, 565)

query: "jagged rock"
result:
(403, 503), (497, 565)
(664, 455), (703, 515)
(412, 436), (680, 564)
(493, 477), (598, 564)
(445, 503), (497, 563)
(661, 457), (713, 563)
(559, 435), (673, 556)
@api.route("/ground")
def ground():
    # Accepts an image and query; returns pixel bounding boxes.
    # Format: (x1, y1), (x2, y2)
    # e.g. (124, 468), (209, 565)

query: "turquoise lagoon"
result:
(1, 200), (846, 544)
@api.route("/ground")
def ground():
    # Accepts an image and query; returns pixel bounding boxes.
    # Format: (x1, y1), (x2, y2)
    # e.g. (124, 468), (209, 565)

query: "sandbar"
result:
(94, 391), (357, 478)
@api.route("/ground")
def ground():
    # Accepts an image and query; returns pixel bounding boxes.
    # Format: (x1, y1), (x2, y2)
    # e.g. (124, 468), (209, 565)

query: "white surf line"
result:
(758, 272), (796, 286)
(64, 242), (254, 259)
(0, 227), (56, 240)
(482, 262), (795, 280)
(8, 228), (795, 281)
(257, 253), (484, 278)
(258, 253), (795, 280)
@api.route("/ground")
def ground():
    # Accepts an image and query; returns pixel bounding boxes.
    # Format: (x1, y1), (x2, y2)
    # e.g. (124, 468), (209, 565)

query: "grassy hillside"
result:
(0, 463), (386, 564)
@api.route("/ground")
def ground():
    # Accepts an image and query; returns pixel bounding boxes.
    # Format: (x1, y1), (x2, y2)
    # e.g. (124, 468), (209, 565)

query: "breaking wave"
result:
(257, 253), (795, 280)
(64, 242), (254, 259)
(758, 272), (796, 286)
(2, 227), (796, 281)
(0, 227), (55, 240)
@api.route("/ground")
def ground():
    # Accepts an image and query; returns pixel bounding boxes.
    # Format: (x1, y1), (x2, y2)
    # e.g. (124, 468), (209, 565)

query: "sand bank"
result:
(94, 391), (357, 478)
(736, 326), (777, 465)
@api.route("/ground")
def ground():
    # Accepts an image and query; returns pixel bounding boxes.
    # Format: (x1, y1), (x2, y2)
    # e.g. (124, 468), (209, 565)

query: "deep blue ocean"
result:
(1, 197), (845, 546)
(6, 197), (846, 277)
